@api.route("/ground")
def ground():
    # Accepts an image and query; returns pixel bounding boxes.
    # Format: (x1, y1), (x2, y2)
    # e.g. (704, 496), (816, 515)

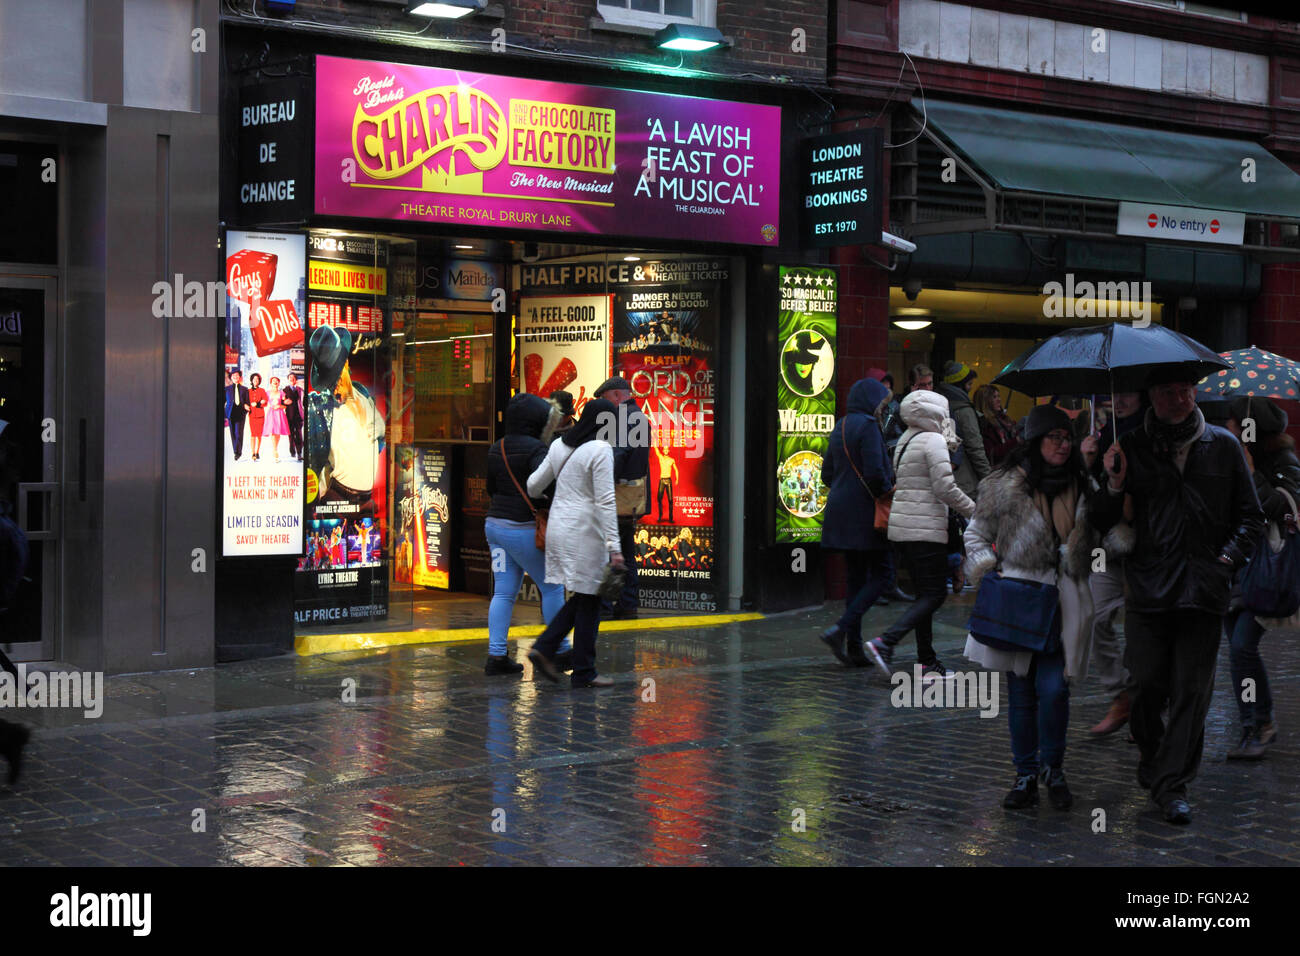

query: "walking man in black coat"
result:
(1091, 372), (1264, 825)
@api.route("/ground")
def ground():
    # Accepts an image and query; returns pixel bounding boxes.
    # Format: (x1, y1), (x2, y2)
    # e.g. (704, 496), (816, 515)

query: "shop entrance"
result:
(0, 274), (58, 662)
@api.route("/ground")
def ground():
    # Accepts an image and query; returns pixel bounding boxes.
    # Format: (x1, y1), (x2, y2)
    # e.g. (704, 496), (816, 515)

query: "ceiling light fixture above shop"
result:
(653, 24), (727, 53)
(892, 319), (933, 331)
(624, 255), (641, 262)
(405, 0), (480, 19)
(454, 244), (474, 250)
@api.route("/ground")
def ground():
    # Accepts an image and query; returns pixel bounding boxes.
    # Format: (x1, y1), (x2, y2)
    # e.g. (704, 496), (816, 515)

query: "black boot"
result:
(1040, 767), (1072, 810)
(1002, 773), (1038, 809)
(484, 655), (524, 676)
(819, 625), (851, 666)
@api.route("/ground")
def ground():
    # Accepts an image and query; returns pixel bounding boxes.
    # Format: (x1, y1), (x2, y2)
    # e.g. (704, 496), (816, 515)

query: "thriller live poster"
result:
(775, 266), (837, 543)
(613, 268), (720, 612)
(294, 234), (392, 626)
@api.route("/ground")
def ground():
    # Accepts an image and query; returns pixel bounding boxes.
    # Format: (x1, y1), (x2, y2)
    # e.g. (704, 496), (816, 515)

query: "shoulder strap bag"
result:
(843, 418), (894, 532)
(1242, 485), (1300, 620)
(502, 439), (568, 551)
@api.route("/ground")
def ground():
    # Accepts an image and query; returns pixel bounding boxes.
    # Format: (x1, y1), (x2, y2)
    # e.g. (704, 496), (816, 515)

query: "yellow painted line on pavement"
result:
(295, 611), (765, 657)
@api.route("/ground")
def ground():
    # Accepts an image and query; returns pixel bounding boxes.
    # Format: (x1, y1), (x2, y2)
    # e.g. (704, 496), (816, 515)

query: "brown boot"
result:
(1090, 693), (1131, 737)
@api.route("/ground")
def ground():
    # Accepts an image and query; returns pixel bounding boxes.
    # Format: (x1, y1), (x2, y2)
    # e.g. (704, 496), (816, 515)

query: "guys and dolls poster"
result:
(222, 230), (307, 557)
(294, 234), (392, 625)
(775, 266), (837, 543)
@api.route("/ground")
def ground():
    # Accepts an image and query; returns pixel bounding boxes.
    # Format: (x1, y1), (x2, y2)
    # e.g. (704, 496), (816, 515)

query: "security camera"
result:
(882, 231), (917, 254)
(902, 278), (923, 301)
(521, 241), (540, 263)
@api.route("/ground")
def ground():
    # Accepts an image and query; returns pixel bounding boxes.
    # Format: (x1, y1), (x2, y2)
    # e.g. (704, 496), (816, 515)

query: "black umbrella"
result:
(995, 323), (1232, 456)
(994, 323), (1231, 397)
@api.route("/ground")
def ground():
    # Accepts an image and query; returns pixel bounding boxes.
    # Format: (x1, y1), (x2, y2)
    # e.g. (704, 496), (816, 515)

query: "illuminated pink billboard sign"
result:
(314, 55), (782, 246)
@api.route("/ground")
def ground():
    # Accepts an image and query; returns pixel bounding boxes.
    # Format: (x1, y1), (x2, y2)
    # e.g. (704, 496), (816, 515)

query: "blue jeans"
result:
(1006, 648), (1069, 776)
(1227, 609), (1272, 731)
(484, 517), (567, 657)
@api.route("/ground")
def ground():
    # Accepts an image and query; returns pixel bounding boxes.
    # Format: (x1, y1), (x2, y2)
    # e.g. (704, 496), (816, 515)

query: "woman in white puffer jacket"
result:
(866, 389), (976, 681)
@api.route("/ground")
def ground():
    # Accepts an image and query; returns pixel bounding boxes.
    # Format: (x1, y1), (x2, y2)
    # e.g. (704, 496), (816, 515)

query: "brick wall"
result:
(253, 1), (829, 83)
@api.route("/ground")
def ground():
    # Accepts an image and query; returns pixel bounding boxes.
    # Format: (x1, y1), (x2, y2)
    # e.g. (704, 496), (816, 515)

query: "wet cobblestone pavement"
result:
(2, 598), (1298, 866)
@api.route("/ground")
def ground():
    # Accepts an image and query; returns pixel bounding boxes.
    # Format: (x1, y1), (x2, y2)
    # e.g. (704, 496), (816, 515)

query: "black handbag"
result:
(597, 563), (627, 603)
(968, 571), (1062, 654)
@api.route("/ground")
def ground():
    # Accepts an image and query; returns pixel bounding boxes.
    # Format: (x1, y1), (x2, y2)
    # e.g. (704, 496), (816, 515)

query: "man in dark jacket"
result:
(937, 361), (992, 499)
(818, 377), (895, 666)
(1091, 373), (1264, 825)
(594, 376), (651, 618)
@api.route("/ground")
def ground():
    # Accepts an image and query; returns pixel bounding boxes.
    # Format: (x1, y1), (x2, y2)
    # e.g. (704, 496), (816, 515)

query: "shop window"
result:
(596, 0), (716, 29)
(407, 311), (495, 442)
(0, 143), (57, 264)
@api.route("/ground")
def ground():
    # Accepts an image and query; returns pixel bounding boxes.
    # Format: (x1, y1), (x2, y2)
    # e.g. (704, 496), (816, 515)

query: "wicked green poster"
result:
(775, 266), (837, 543)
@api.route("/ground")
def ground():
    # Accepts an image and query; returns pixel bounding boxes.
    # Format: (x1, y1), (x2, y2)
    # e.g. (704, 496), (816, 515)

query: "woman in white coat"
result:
(526, 398), (625, 688)
(868, 389), (976, 680)
(963, 404), (1100, 811)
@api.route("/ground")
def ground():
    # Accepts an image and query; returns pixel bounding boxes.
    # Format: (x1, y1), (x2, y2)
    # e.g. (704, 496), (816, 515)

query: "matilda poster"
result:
(394, 445), (451, 589)
(294, 234), (392, 625)
(613, 265), (721, 612)
(222, 230), (307, 557)
(775, 266), (837, 543)
(517, 295), (610, 415)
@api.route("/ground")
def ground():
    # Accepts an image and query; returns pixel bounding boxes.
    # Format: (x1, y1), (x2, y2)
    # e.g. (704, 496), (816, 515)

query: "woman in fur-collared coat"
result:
(963, 404), (1101, 812)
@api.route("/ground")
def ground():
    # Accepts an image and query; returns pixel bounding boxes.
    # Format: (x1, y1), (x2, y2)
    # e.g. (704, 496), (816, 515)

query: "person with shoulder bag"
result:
(527, 399), (625, 689)
(818, 377), (895, 667)
(483, 394), (569, 676)
(593, 377), (649, 620)
(963, 405), (1101, 811)
(1221, 396), (1300, 760)
(865, 390), (976, 681)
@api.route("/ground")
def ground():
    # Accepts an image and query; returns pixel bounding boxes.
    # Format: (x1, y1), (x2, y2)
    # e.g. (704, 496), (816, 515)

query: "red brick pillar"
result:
(1249, 262), (1300, 448)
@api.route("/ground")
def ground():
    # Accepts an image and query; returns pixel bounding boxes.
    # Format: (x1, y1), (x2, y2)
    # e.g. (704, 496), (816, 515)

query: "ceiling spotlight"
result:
(653, 24), (727, 52)
(406, 0), (479, 18)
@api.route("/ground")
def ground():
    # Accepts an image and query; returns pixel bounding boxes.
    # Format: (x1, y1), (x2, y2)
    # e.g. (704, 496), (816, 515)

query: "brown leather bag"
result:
(502, 439), (563, 550)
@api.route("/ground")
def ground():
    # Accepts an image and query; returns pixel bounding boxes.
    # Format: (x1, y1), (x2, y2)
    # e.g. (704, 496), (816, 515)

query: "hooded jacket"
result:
(820, 377), (893, 551)
(486, 394), (561, 522)
(935, 381), (992, 497)
(887, 390), (976, 543)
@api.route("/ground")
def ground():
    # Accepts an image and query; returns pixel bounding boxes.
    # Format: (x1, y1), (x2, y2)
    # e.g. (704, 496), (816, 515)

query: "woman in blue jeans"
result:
(963, 405), (1099, 811)
(483, 394), (568, 675)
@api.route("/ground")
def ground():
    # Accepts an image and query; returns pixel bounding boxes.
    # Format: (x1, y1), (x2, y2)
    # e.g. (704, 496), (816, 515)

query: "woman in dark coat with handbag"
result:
(818, 377), (895, 667)
(1221, 396), (1300, 759)
(483, 394), (567, 676)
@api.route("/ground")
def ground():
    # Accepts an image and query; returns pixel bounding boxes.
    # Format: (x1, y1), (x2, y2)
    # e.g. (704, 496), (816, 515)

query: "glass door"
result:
(0, 275), (57, 661)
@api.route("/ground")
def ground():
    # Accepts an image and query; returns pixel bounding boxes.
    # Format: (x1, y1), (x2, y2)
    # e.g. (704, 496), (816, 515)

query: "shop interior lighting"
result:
(405, 0), (480, 18)
(624, 255), (641, 262)
(653, 24), (727, 52)
(892, 319), (933, 331)
(454, 244), (474, 250)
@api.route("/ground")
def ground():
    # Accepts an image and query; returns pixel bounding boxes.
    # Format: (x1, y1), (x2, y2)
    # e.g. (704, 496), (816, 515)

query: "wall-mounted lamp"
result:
(406, 0), (480, 18)
(653, 24), (727, 52)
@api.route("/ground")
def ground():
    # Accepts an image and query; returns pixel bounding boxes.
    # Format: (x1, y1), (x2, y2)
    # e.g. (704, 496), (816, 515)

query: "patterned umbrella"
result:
(1196, 346), (1300, 400)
